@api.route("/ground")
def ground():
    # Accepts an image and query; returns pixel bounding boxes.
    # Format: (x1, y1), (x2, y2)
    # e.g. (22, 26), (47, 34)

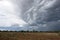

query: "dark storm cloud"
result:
(16, 0), (60, 31)
(45, 1), (60, 22)
(1, 0), (60, 31)
(23, 0), (60, 31)
(9, 0), (60, 31)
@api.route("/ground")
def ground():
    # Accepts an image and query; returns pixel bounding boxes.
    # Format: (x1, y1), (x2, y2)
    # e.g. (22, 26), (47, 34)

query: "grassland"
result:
(0, 32), (60, 40)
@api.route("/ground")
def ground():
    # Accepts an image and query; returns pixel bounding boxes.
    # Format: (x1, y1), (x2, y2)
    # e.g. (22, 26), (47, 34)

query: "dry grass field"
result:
(0, 32), (60, 40)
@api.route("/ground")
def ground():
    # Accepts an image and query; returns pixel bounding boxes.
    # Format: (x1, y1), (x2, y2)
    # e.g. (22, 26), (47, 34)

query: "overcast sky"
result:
(0, 0), (60, 31)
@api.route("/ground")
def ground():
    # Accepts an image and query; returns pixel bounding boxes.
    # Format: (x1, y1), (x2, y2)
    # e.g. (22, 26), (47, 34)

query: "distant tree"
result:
(20, 30), (24, 32)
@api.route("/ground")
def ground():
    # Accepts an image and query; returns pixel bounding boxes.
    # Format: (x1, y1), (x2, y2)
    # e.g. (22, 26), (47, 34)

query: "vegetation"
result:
(0, 30), (60, 33)
(0, 31), (60, 40)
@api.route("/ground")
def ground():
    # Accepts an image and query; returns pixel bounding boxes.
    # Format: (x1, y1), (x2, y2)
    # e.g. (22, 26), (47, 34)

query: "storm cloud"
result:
(0, 0), (60, 31)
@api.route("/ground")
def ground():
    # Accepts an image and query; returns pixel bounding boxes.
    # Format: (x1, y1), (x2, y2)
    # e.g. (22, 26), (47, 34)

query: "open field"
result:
(0, 32), (60, 40)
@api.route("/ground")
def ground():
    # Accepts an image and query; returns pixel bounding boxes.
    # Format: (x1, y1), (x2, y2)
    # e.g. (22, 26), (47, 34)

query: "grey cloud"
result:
(1, 0), (60, 31)
(11, 0), (60, 31)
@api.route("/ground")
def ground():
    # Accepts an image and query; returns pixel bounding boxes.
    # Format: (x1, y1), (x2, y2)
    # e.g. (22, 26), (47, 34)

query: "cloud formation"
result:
(0, 0), (60, 31)
(20, 0), (60, 31)
(0, 0), (27, 27)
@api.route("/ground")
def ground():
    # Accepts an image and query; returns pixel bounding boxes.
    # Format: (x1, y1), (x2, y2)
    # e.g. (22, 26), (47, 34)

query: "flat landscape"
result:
(0, 32), (60, 40)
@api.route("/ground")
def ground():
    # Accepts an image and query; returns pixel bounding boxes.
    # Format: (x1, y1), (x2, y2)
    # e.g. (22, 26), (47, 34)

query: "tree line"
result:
(0, 30), (60, 33)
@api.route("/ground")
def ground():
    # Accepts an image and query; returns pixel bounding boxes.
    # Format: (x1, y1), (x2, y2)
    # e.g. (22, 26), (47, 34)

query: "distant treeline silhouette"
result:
(0, 30), (60, 33)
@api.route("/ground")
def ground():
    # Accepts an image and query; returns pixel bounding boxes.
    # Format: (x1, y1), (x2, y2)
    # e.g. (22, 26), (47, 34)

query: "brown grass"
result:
(0, 32), (60, 40)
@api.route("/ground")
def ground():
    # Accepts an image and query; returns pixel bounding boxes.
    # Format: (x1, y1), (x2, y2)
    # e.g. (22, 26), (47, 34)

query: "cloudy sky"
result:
(0, 0), (60, 31)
